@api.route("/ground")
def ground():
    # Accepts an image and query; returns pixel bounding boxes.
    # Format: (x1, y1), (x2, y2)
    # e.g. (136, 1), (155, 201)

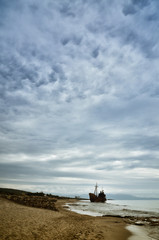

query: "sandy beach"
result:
(0, 197), (131, 240)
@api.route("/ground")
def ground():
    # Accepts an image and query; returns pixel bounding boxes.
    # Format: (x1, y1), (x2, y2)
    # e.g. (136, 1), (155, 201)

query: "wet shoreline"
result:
(67, 201), (159, 240)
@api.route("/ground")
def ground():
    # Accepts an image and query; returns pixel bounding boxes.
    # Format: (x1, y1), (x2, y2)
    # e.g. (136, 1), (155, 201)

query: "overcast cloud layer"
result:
(0, 0), (159, 197)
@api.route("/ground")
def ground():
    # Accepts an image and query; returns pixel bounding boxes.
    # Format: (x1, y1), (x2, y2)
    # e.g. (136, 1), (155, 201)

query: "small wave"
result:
(66, 200), (159, 218)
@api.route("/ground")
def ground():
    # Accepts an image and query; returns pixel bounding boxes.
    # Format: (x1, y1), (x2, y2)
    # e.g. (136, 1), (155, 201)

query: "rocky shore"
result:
(0, 188), (74, 212)
(1, 194), (58, 211)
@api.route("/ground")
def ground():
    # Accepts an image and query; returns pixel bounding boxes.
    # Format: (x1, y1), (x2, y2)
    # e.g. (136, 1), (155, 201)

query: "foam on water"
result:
(67, 200), (159, 218)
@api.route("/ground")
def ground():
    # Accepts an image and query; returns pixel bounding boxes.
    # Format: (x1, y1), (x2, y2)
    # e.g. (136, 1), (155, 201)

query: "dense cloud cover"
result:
(0, 0), (159, 197)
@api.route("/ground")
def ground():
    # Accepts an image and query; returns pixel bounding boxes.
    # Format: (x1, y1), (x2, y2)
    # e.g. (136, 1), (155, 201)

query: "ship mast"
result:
(94, 183), (98, 196)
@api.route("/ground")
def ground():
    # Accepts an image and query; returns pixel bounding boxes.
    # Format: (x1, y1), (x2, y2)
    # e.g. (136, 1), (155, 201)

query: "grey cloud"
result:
(0, 160), (97, 180)
(131, 0), (150, 8)
(123, 0), (150, 16)
(122, 4), (137, 16)
(59, 3), (76, 18)
(146, 13), (158, 21)
(92, 47), (99, 58)
(61, 34), (82, 46)
(121, 135), (159, 152)
(0, 0), (159, 197)
(61, 37), (70, 46)
(49, 64), (66, 83)
(121, 1), (159, 57)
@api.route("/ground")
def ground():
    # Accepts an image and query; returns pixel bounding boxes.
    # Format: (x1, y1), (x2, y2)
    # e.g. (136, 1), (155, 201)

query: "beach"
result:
(67, 200), (159, 240)
(0, 197), (131, 240)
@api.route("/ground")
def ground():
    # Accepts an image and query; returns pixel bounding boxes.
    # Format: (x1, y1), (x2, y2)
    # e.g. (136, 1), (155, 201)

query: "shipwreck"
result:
(89, 183), (106, 203)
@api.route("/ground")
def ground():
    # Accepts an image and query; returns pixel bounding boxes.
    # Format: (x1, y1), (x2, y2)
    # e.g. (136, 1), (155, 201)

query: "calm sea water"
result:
(67, 199), (159, 217)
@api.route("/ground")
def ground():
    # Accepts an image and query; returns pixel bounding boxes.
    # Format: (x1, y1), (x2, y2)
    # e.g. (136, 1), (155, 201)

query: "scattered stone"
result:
(1, 194), (58, 211)
(134, 221), (145, 226)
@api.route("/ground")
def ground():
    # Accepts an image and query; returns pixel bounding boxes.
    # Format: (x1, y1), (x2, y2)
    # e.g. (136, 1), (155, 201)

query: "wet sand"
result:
(126, 225), (158, 240)
(0, 197), (131, 240)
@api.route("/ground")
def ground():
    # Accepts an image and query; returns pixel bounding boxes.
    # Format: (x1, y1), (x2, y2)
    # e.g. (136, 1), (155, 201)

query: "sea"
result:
(66, 199), (159, 240)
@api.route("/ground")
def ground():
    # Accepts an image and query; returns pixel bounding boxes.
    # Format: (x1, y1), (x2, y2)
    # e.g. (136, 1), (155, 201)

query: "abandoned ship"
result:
(89, 183), (106, 203)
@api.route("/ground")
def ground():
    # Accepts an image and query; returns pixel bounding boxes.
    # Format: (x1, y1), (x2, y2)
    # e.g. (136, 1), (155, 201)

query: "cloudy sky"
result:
(0, 0), (159, 198)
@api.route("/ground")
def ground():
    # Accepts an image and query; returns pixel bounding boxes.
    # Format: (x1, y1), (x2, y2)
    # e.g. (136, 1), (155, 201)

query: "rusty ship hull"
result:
(89, 193), (106, 203)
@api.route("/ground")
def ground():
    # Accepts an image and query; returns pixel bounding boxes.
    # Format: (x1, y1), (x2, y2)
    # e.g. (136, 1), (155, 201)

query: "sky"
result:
(0, 0), (159, 198)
